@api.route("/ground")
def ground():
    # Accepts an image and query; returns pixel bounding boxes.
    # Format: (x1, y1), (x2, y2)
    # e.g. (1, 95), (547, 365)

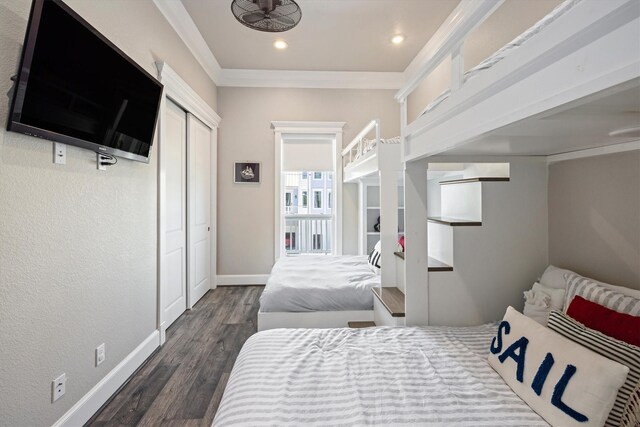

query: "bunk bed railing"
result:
(341, 119), (380, 167)
(395, 0), (503, 102)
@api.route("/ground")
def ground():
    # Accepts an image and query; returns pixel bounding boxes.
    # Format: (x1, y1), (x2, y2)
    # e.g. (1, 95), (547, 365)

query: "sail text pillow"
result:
(488, 307), (629, 427)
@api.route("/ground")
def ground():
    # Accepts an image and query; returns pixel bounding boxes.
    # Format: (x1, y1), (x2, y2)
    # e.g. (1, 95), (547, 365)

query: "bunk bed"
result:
(216, 1), (640, 424)
(394, 0), (640, 327)
(257, 120), (402, 331)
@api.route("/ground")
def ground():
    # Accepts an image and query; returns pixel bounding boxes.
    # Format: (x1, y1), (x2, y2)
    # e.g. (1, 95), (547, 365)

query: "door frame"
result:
(271, 121), (345, 261)
(156, 62), (221, 344)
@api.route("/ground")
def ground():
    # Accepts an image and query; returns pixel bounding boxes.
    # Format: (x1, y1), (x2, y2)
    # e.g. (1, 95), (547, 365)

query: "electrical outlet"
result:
(52, 373), (66, 403)
(96, 343), (105, 366)
(53, 143), (66, 165)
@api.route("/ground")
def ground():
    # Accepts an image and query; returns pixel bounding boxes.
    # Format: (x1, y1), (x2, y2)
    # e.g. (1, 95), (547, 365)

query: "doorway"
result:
(157, 63), (220, 344)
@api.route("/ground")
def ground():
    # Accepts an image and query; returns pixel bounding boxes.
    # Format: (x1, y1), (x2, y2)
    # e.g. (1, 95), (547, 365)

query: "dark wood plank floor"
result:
(88, 286), (263, 427)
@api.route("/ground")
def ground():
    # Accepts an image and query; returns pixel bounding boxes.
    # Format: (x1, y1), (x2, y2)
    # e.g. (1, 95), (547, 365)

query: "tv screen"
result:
(7, 0), (163, 163)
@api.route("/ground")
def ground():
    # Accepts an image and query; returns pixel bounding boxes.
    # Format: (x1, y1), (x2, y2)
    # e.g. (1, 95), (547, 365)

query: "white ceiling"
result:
(180, 0), (460, 72)
(447, 81), (640, 156)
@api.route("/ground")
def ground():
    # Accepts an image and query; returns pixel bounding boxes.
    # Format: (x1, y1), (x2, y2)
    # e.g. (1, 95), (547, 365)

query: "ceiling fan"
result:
(231, 0), (302, 33)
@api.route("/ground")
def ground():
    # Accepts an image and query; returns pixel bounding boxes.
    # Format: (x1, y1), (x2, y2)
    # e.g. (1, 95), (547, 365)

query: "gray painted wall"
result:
(217, 87), (400, 276)
(0, 1), (217, 425)
(549, 150), (640, 288)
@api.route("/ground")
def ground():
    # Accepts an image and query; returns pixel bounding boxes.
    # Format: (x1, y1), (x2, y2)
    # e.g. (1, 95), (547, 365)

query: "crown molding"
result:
(153, 0), (405, 89)
(220, 69), (405, 89)
(153, 0), (223, 84)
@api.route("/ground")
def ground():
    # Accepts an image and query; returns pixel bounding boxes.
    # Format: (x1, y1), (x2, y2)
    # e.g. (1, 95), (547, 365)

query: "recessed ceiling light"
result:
(273, 40), (288, 50)
(391, 34), (405, 45)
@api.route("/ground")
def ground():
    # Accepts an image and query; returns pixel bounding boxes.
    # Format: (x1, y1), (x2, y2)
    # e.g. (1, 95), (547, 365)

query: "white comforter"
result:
(213, 325), (548, 426)
(259, 255), (379, 312)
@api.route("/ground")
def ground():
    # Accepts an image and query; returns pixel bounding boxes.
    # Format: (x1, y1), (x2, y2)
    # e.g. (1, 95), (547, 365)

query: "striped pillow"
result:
(563, 273), (640, 315)
(548, 310), (640, 427)
(367, 240), (381, 273)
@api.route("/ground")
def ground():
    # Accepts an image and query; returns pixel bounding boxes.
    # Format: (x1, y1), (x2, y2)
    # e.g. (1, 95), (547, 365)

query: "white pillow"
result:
(540, 265), (574, 289)
(532, 282), (565, 311)
(488, 307), (629, 427)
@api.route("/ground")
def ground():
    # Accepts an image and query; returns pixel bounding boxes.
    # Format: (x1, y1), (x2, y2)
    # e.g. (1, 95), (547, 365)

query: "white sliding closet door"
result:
(187, 114), (213, 307)
(162, 99), (188, 328)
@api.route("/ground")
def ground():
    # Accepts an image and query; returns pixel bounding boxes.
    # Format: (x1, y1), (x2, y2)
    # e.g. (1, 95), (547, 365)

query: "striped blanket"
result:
(213, 325), (548, 426)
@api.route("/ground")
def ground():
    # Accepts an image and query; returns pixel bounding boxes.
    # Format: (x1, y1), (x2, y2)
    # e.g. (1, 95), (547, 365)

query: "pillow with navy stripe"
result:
(563, 273), (640, 316)
(367, 240), (381, 274)
(548, 310), (640, 427)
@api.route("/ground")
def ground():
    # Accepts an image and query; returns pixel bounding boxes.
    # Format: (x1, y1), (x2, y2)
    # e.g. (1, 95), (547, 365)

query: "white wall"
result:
(217, 87), (400, 276)
(549, 150), (640, 288)
(0, 1), (217, 425)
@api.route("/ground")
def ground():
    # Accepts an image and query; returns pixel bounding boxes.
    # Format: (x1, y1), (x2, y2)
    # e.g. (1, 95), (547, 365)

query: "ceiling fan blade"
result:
(271, 14), (295, 27)
(242, 11), (265, 24)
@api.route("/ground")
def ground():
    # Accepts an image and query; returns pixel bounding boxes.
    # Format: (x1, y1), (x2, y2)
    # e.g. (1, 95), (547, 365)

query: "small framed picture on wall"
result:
(234, 161), (261, 184)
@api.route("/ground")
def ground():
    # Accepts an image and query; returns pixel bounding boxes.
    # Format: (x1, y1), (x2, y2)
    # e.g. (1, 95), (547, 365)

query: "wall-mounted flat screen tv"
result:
(7, 0), (163, 163)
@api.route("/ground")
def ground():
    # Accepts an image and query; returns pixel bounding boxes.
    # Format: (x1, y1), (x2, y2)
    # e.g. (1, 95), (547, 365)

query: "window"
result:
(328, 191), (332, 209)
(302, 191), (308, 208)
(285, 192), (292, 207)
(313, 172), (322, 180)
(313, 234), (322, 250)
(302, 172), (308, 179)
(313, 190), (322, 209)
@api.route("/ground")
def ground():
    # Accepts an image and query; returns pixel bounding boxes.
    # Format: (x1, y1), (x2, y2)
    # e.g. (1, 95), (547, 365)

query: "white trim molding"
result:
(156, 62), (221, 128)
(53, 331), (160, 427)
(547, 140), (640, 164)
(217, 275), (270, 286)
(153, 0), (223, 84)
(220, 69), (405, 89)
(152, 0), (405, 89)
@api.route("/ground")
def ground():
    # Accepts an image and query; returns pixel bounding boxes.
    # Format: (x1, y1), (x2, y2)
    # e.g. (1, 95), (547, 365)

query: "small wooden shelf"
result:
(348, 321), (376, 328)
(428, 216), (482, 226)
(367, 206), (380, 209)
(394, 252), (454, 272)
(372, 287), (405, 317)
(367, 231), (380, 235)
(440, 177), (510, 185)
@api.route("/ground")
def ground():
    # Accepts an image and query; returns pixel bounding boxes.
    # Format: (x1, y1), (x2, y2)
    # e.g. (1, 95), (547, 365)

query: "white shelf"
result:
(367, 232), (380, 235)
(368, 206), (404, 209)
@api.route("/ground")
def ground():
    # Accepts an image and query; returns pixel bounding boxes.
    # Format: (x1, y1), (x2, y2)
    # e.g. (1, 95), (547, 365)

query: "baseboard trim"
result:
(52, 330), (161, 427)
(217, 274), (269, 286)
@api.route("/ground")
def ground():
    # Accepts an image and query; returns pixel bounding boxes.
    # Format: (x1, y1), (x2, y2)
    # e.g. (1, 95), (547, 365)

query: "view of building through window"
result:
(283, 171), (333, 255)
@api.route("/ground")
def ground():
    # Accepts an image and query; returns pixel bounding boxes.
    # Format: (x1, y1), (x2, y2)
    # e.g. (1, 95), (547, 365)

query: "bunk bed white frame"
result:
(257, 121), (402, 331)
(341, 119), (402, 286)
(396, 0), (640, 326)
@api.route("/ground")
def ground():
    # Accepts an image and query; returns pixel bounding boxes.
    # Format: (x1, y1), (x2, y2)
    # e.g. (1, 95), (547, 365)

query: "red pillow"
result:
(567, 295), (640, 347)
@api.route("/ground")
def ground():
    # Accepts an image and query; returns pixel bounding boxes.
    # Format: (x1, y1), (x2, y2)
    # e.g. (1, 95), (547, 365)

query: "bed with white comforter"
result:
(213, 324), (548, 426)
(259, 255), (380, 312)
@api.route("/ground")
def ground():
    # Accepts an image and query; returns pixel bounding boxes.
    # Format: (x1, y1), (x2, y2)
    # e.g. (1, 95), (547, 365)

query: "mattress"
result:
(259, 255), (379, 312)
(213, 325), (548, 426)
